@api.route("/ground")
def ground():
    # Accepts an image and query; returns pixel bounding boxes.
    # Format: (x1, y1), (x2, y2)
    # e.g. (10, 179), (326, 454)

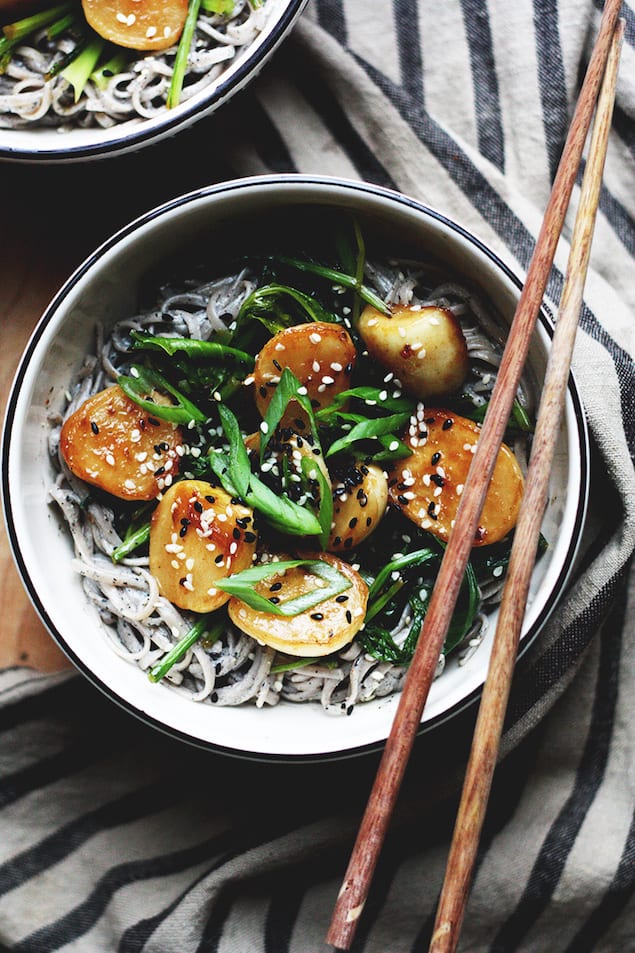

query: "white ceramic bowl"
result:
(1, 175), (589, 761)
(0, 0), (307, 164)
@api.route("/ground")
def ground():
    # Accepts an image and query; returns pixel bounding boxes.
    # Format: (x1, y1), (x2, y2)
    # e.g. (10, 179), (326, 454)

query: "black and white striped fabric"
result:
(2, 1), (634, 950)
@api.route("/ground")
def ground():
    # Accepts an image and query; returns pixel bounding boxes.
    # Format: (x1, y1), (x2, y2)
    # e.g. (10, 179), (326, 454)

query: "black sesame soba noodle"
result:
(48, 228), (540, 715)
(0, 1), (270, 131)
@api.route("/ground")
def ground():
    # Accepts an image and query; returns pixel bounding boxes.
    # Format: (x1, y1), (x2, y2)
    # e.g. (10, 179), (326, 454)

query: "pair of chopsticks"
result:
(327, 3), (625, 950)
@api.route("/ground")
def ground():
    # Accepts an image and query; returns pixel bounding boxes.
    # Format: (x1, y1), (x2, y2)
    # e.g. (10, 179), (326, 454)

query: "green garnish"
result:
(91, 50), (128, 90)
(59, 34), (105, 100)
(276, 256), (390, 315)
(258, 366), (317, 462)
(215, 559), (352, 616)
(167, 0), (201, 109)
(129, 331), (255, 370)
(326, 412), (412, 459)
(111, 522), (151, 563)
(118, 365), (207, 425)
(1, 2), (71, 40)
(148, 614), (220, 682)
(201, 0), (234, 11)
(210, 404), (322, 537)
(237, 283), (337, 332)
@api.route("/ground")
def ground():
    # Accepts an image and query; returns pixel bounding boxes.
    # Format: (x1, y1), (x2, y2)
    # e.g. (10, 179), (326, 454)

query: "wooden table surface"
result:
(0, 127), (233, 672)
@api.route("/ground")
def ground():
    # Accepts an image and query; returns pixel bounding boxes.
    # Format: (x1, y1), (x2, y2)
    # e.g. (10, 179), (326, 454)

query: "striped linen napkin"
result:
(1, 1), (633, 950)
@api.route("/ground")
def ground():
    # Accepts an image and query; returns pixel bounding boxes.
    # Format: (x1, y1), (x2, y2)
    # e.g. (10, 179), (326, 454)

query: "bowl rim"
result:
(0, 0), (309, 165)
(1, 174), (590, 761)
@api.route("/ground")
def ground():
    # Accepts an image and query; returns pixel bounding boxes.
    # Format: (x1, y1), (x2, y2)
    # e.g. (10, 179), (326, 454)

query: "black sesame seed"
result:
(431, 451), (442, 465)
(232, 527), (241, 540)
(214, 554), (224, 564)
(294, 418), (306, 430)
(259, 386), (268, 398)
(269, 596), (281, 605)
(90, 421), (99, 434)
(244, 532), (257, 543)
(397, 494), (409, 505)
(344, 537), (353, 549)
(442, 417), (454, 430)
(236, 517), (251, 528)
(348, 517), (358, 529)
(333, 536), (342, 546)
(211, 692), (218, 703)
(148, 417), (160, 426)
(310, 613), (324, 621)
(205, 495), (216, 504)
(366, 517), (372, 527)
(272, 359), (282, 371)
(154, 466), (165, 476)
(336, 595), (349, 603)
(431, 473), (444, 487)
(179, 577), (187, 586)
(179, 525), (188, 537)
(269, 582), (283, 592)
(193, 500), (203, 513)
(427, 501), (438, 520)
(345, 610), (352, 624)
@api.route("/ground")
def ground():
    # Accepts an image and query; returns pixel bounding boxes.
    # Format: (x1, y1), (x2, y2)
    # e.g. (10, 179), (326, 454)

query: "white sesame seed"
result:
(309, 333), (322, 344)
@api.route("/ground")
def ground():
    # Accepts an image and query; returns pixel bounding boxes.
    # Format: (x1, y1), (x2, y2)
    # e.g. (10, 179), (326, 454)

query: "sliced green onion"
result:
(209, 443), (322, 538)
(60, 34), (104, 101)
(367, 548), (437, 603)
(301, 455), (332, 550)
(167, 0), (201, 109)
(111, 522), (150, 563)
(237, 282), (337, 330)
(118, 365), (207, 425)
(215, 559), (352, 616)
(46, 10), (77, 40)
(2, 2), (71, 40)
(276, 255), (390, 315)
(326, 411), (411, 458)
(91, 50), (128, 90)
(217, 404), (252, 498)
(259, 366), (318, 462)
(130, 331), (254, 369)
(148, 614), (220, 683)
(315, 386), (413, 420)
(201, 0), (235, 14)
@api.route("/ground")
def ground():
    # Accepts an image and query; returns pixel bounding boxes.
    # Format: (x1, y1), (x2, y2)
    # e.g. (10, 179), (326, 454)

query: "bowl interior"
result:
(0, 0), (307, 164)
(2, 177), (589, 760)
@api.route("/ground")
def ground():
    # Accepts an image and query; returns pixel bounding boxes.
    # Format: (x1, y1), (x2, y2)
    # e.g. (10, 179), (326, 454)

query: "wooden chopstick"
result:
(428, 18), (625, 953)
(326, 1), (624, 948)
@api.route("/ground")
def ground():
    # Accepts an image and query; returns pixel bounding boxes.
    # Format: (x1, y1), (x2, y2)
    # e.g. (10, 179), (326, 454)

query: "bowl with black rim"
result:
(1, 174), (589, 761)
